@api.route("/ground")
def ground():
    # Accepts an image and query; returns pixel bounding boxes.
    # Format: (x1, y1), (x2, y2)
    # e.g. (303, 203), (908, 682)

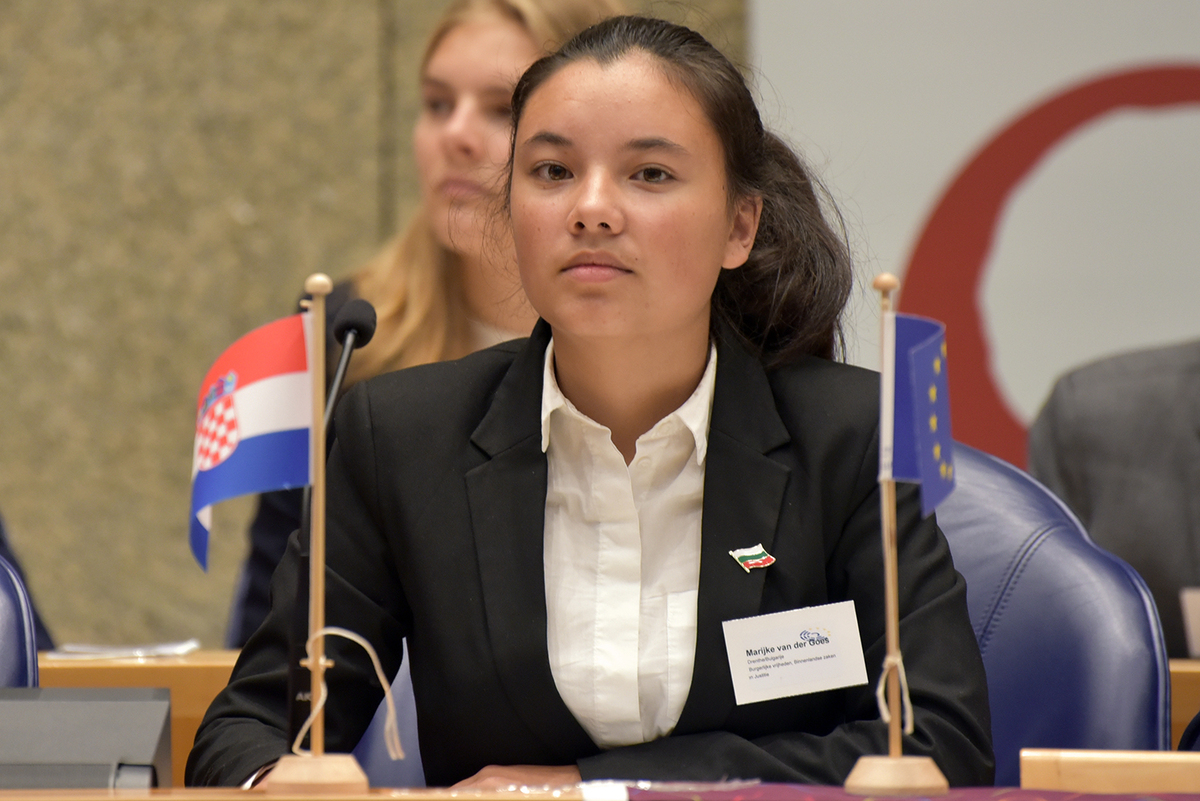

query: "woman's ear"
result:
(722, 194), (763, 270)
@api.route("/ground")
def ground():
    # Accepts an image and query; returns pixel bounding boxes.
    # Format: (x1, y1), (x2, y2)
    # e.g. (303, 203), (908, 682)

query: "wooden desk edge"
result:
(1020, 748), (1200, 793)
(38, 650), (240, 670)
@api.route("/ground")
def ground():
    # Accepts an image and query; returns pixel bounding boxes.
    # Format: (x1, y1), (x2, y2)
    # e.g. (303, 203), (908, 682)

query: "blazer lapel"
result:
(465, 321), (597, 759)
(675, 331), (793, 734)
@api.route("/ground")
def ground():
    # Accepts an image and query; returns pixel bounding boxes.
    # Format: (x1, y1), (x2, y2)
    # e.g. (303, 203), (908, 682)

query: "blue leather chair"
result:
(0, 552), (39, 687)
(937, 443), (1170, 785)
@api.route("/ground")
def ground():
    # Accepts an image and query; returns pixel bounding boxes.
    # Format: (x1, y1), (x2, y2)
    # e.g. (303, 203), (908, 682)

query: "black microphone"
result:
(333, 298), (377, 347)
(286, 298), (377, 748)
(325, 299), (377, 426)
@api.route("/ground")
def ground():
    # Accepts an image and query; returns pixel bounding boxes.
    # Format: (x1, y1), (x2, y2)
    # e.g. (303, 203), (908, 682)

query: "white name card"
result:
(721, 600), (868, 705)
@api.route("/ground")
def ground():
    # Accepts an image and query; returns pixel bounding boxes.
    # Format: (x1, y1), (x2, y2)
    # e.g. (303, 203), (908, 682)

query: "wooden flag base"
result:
(844, 755), (949, 796)
(265, 753), (369, 794)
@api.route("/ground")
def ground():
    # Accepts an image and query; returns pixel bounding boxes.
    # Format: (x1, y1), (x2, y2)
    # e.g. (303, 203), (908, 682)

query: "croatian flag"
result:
(189, 313), (313, 569)
(879, 312), (956, 517)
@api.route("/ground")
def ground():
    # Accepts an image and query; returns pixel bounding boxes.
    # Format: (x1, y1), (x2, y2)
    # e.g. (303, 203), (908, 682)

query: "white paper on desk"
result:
(45, 638), (201, 660)
(722, 601), (867, 705)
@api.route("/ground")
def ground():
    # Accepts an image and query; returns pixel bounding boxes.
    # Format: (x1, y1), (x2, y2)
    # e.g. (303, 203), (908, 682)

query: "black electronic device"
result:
(0, 687), (170, 789)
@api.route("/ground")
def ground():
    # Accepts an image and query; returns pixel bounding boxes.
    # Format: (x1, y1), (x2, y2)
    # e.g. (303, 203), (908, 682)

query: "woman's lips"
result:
(439, 178), (486, 200)
(563, 261), (631, 282)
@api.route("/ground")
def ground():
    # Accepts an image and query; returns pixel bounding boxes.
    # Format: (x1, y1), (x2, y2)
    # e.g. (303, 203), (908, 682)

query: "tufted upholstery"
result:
(937, 443), (1170, 785)
(0, 553), (39, 687)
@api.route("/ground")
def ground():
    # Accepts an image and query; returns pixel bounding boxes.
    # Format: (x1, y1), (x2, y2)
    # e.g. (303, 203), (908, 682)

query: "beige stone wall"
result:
(0, 0), (744, 648)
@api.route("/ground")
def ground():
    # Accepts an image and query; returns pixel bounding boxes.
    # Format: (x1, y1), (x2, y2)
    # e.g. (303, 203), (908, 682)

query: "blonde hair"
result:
(347, 0), (626, 385)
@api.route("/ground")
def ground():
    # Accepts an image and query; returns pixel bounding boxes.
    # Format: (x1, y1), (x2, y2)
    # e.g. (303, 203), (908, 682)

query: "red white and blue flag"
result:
(189, 313), (313, 568)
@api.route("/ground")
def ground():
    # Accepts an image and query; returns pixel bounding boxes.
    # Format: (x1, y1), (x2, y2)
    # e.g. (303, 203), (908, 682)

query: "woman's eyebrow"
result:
(420, 77), (514, 96)
(520, 132), (689, 155)
(626, 136), (688, 155)
(522, 131), (572, 148)
(419, 76), (450, 93)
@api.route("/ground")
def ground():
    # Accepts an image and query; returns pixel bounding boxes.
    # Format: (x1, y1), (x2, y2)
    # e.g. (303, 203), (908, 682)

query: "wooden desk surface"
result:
(37, 650), (238, 788)
(1021, 748), (1200, 793)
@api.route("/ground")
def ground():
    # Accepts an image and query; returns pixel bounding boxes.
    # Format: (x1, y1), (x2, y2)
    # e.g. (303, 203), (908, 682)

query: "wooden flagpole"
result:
(267, 273), (369, 793)
(306, 273), (331, 758)
(844, 274), (948, 796)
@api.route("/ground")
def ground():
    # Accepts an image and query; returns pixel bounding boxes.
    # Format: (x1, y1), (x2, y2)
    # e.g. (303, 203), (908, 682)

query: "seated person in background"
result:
(1029, 338), (1200, 658)
(189, 15), (993, 788)
(226, 0), (625, 648)
(0, 513), (55, 650)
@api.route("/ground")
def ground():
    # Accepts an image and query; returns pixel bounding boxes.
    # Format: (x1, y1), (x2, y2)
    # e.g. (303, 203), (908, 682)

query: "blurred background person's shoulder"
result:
(1029, 338), (1200, 658)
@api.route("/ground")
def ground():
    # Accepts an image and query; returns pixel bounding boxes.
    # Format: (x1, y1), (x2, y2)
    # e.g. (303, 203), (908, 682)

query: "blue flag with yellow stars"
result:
(890, 313), (955, 516)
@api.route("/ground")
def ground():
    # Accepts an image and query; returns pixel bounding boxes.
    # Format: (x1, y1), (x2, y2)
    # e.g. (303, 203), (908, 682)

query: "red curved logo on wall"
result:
(899, 65), (1200, 468)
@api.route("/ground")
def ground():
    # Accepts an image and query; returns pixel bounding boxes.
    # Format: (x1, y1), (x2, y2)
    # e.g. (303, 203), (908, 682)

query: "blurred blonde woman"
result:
(228, 0), (625, 648)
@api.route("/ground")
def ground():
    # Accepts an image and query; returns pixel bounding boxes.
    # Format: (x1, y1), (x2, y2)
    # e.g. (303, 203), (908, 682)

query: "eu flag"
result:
(888, 313), (955, 516)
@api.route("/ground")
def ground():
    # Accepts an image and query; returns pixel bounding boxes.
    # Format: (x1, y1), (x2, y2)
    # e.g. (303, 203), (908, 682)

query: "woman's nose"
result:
(569, 173), (624, 234)
(442, 100), (486, 160)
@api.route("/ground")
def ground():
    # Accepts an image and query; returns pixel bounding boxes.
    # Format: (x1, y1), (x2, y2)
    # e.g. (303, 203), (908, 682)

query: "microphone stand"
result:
(325, 329), (358, 427)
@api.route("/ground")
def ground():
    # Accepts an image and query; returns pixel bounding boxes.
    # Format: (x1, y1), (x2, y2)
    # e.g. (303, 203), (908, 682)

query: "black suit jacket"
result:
(187, 321), (992, 787)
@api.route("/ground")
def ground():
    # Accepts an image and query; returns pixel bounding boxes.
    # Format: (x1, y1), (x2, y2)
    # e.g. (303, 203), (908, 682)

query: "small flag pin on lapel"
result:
(729, 544), (776, 573)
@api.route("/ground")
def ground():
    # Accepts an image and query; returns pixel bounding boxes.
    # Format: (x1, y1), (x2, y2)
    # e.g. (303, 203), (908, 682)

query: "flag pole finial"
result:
(305, 273), (334, 296)
(872, 272), (899, 294)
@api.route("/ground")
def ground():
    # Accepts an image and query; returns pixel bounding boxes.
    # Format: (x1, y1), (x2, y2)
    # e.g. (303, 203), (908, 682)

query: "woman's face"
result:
(414, 15), (542, 258)
(509, 52), (760, 348)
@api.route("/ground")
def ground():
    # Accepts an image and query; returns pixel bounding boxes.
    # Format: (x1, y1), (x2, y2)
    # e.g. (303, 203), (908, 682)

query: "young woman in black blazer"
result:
(188, 16), (993, 789)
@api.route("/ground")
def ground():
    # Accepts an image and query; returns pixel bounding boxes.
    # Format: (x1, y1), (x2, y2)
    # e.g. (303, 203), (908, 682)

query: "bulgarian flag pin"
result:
(729, 543), (776, 573)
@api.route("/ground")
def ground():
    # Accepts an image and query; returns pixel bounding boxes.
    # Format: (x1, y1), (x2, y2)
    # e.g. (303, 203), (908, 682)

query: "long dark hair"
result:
(508, 15), (852, 364)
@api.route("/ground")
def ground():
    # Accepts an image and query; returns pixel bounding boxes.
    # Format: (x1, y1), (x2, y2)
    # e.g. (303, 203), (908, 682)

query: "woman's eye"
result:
(534, 163), (572, 181)
(423, 97), (453, 117)
(636, 167), (672, 183)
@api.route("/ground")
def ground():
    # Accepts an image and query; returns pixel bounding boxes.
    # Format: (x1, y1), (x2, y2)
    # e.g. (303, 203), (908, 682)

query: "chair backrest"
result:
(937, 443), (1170, 786)
(0, 553), (39, 687)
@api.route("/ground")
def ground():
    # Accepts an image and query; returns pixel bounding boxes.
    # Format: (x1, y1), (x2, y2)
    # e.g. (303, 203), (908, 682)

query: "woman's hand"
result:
(450, 764), (583, 790)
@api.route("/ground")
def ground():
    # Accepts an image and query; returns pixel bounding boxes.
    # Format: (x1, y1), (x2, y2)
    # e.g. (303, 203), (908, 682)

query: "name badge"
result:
(721, 601), (868, 705)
